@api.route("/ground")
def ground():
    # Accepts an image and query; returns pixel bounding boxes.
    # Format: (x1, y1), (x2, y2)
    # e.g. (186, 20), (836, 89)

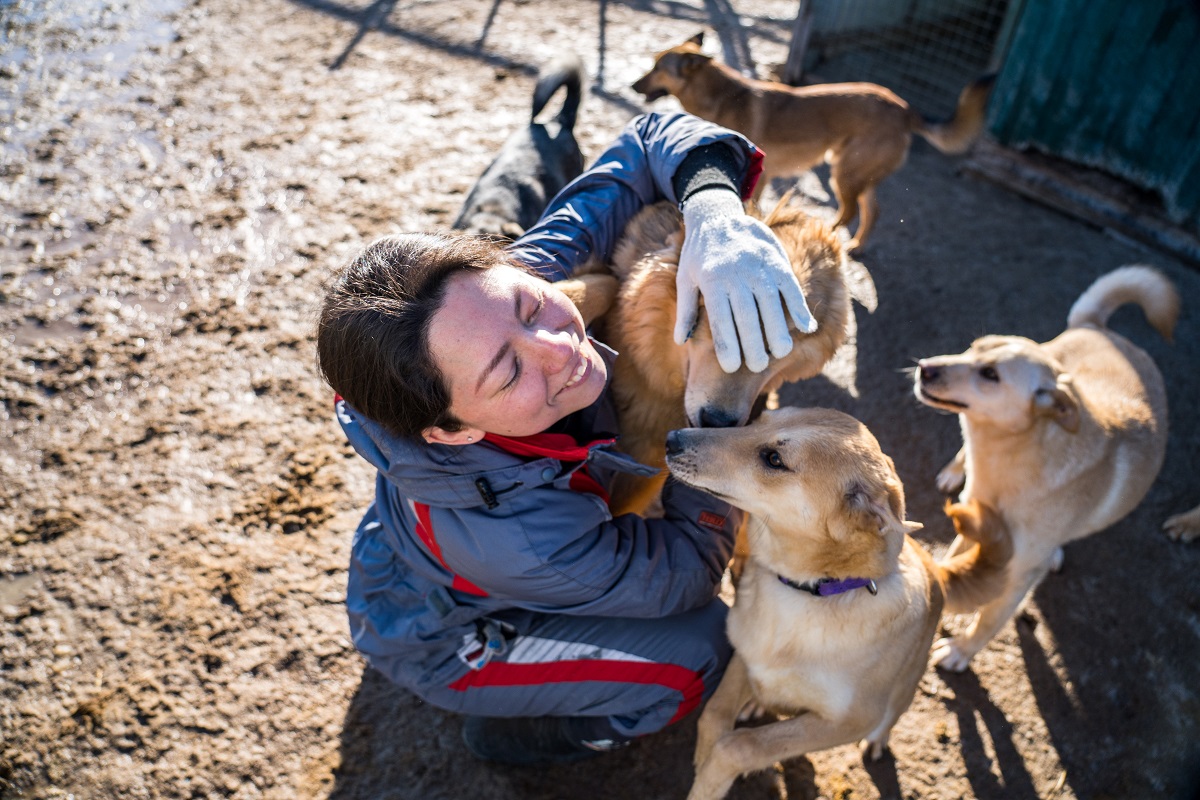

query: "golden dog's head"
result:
(609, 203), (849, 431)
(913, 335), (1080, 433)
(665, 407), (921, 577)
(631, 32), (711, 103)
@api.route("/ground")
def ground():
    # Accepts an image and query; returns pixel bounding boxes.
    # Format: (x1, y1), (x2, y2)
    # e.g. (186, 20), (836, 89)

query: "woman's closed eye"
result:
(526, 292), (544, 325)
(502, 293), (544, 391)
(504, 357), (521, 390)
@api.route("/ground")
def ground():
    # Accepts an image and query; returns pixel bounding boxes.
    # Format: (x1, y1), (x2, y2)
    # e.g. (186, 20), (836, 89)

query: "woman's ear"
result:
(422, 425), (485, 446)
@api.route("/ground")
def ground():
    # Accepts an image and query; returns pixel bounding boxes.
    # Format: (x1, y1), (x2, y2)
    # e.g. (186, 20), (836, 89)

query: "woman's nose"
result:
(531, 326), (576, 370)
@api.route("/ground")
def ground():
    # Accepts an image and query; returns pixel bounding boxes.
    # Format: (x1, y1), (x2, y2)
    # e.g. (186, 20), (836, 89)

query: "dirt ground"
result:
(2, 1), (1199, 798)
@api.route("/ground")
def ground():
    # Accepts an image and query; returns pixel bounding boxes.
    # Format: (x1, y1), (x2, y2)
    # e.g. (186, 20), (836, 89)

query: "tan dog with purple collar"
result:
(665, 407), (1011, 800)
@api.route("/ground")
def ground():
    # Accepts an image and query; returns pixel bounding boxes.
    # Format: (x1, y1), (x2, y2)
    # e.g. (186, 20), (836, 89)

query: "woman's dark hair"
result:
(316, 232), (507, 440)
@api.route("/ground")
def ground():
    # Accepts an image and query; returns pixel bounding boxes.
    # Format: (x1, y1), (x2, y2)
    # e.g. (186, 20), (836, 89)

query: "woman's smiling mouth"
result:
(560, 354), (588, 394)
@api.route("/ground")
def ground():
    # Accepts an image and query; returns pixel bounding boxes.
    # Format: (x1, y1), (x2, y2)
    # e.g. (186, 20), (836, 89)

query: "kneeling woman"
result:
(316, 111), (815, 765)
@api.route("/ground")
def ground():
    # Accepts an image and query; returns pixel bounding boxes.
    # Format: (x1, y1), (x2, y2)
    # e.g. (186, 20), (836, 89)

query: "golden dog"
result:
(594, 200), (851, 517)
(631, 33), (993, 252)
(665, 407), (1011, 800)
(914, 264), (1183, 670)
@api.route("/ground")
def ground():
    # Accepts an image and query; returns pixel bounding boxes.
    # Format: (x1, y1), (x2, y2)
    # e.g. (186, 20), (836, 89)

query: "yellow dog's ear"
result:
(554, 274), (619, 327)
(687, 31), (705, 48)
(1034, 378), (1080, 432)
(843, 480), (921, 538)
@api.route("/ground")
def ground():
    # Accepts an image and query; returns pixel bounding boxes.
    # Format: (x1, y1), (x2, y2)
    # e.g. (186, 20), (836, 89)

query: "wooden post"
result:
(782, 1), (814, 86)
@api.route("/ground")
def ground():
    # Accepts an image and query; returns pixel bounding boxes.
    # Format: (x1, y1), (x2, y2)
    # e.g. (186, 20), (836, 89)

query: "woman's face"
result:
(424, 264), (608, 441)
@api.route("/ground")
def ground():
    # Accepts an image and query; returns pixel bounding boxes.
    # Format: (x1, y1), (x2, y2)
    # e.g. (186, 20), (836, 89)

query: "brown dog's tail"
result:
(532, 54), (585, 132)
(1066, 264), (1181, 342)
(915, 74), (995, 155)
(936, 498), (1013, 614)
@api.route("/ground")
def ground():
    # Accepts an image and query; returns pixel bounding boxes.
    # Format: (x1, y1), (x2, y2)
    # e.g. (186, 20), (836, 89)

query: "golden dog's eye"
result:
(761, 448), (787, 470)
(979, 365), (1000, 382)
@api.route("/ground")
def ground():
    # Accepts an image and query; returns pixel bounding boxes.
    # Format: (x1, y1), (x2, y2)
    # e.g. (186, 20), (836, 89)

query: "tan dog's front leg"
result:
(933, 555), (1053, 671)
(1164, 503), (1200, 543)
(554, 274), (619, 327)
(689, 709), (867, 800)
(936, 447), (966, 495)
(693, 653), (752, 771)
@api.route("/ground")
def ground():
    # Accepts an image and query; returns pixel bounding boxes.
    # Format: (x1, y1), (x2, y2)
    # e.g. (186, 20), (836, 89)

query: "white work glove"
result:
(677, 188), (818, 374)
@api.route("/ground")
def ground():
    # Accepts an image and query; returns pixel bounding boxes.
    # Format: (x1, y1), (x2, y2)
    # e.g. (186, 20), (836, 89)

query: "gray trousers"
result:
(417, 598), (732, 739)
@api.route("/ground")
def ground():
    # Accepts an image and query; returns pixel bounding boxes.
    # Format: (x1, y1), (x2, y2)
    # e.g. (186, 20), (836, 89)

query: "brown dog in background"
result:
(595, 199), (850, 517)
(666, 408), (1011, 800)
(914, 265), (1183, 671)
(631, 33), (993, 252)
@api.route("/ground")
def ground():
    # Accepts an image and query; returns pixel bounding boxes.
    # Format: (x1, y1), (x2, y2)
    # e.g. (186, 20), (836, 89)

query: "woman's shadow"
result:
(328, 664), (824, 800)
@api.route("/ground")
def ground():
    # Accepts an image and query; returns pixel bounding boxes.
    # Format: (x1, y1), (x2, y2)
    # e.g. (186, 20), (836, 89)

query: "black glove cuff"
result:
(672, 142), (742, 207)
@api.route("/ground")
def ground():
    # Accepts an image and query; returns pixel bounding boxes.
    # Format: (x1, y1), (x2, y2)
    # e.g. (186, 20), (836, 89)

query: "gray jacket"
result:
(340, 112), (760, 694)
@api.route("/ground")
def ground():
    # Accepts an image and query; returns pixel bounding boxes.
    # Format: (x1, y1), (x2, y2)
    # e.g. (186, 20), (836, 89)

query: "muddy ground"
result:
(2, 1), (1199, 798)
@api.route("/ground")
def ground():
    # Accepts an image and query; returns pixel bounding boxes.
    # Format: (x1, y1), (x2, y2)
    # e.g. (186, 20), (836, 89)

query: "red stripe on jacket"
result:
(413, 502), (489, 597)
(741, 147), (765, 200)
(448, 659), (705, 725)
(485, 432), (612, 504)
(483, 432), (614, 461)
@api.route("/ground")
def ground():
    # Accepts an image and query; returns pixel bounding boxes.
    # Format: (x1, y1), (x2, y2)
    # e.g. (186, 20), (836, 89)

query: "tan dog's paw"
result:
(860, 737), (887, 761)
(1163, 504), (1200, 542)
(736, 700), (770, 723)
(1049, 546), (1064, 573)
(936, 459), (966, 495)
(932, 637), (972, 672)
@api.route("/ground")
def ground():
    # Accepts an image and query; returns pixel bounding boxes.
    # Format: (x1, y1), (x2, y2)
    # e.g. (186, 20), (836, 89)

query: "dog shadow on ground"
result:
(937, 668), (1041, 800)
(1006, 512), (1200, 799)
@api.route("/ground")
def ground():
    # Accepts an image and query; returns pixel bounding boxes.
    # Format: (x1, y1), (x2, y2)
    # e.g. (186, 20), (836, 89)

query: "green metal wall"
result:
(989, 0), (1200, 231)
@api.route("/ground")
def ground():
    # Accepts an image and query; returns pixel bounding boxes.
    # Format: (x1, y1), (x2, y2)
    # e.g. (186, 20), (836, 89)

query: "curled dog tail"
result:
(937, 498), (1013, 615)
(915, 74), (995, 155)
(531, 54), (585, 132)
(1067, 264), (1180, 342)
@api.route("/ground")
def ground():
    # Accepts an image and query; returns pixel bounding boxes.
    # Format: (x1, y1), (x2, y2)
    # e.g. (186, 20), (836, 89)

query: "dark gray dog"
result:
(451, 55), (585, 239)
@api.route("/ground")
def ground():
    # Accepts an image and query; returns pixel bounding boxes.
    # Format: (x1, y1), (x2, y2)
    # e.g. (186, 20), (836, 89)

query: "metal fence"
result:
(795, 0), (1022, 119)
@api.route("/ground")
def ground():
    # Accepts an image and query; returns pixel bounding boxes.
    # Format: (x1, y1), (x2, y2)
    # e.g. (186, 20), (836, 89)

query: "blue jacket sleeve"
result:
(427, 477), (742, 618)
(506, 111), (763, 281)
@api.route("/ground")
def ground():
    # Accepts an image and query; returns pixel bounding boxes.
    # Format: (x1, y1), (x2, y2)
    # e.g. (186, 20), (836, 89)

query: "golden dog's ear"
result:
(687, 31), (705, 47)
(1034, 379), (1080, 432)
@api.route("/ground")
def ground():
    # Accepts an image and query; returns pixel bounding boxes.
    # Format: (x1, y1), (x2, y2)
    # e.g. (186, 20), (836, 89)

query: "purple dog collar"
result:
(778, 574), (879, 597)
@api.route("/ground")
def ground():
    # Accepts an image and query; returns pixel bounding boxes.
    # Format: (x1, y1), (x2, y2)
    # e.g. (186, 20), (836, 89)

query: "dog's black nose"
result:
(665, 429), (685, 456)
(698, 407), (738, 428)
(919, 363), (940, 383)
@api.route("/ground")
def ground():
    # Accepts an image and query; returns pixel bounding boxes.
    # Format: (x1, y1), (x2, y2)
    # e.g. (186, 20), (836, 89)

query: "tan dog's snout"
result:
(631, 74), (667, 102)
(663, 427), (726, 497)
(696, 406), (740, 428)
(683, 346), (774, 430)
(912, 356), (969, 411)
(631, 33), (709, 103)
(917, 360), (943, 386)
(664, 428), (688, 458)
